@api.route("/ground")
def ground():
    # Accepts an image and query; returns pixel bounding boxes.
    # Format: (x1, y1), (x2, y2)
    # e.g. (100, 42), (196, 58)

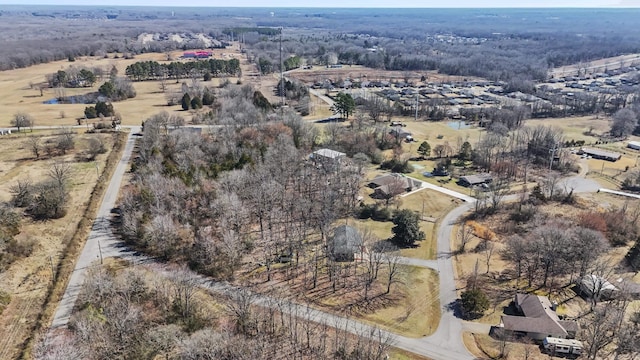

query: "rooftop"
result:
(312, 148), (346, 159)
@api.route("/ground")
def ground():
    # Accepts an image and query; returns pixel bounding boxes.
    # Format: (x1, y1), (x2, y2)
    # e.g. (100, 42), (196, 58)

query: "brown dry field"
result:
(0, 131), (117, 359)
(0, 46), (248, 127)
(287, 66), (478, 84)
(551, 53), (640, 78)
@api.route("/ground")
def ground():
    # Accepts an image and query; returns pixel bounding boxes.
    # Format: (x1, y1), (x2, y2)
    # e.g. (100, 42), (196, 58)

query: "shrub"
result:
(380, 158), (413, 173)
(467, 221), (496, 241)
(357, 203), (392, 222)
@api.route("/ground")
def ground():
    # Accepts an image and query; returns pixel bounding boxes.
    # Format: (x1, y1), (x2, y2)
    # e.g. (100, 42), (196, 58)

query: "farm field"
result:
(0, 130), (122, 359)
(0, 46), (247, 128)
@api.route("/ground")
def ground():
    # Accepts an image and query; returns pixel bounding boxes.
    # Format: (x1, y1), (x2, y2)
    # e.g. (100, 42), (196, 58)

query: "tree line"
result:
(125, 59), (240, 82)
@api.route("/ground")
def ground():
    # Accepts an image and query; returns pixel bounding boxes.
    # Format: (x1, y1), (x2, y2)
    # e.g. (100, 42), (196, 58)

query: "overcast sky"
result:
(1, 0), (639, 7)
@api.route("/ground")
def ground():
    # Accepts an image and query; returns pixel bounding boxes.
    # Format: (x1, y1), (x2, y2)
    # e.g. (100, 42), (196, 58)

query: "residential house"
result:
(368, 173), (421, 198)
(499, 293), (579, 340)
(328, 225), (364, 262)
(458, 173), (493, 187)
(310, 148), (346, 170)
(628, 141), (640, 151)
(579, 147), (621, 161)
(578, 274), (618, 301)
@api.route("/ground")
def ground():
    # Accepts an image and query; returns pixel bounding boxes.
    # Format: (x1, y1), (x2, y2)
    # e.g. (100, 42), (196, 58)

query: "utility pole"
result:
(49, 255), (55, 281)
(549, 143), (559, 170)
(98, 239), (103, 265)
(414, 93), (419, 122)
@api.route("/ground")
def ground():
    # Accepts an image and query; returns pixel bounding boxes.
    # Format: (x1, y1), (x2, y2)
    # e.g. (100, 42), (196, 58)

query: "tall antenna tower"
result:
(279, 27), (284, 109)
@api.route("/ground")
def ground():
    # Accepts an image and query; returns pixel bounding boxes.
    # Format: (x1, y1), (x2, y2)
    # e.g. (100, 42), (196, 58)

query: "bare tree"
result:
(611, 108), (638, 138)
(34, 333), (86, 360)
(86, 137), (107, 161)
(582, 303), (625, 360)
(56, 127), (75, 154)
(26, 136), (43, 159)
(484, 241), (495, 274)
(362, 230), (383, 301)
(169, 266), (199, 320)
(488, 178), (510, 212)
(48, 161), (71, 188)
(383, 248), (404, 294)
(12, 112), (34, 132)
(226, 288), (256, 335)
(146, 324), (182, 360)
(459, 221), (474, 253)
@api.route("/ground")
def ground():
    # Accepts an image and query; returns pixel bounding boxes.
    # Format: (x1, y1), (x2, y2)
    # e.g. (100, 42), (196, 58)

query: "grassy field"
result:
(0, 131), (121, 359)
(360, 266), (440, 338)
(0, 48), (246, 127)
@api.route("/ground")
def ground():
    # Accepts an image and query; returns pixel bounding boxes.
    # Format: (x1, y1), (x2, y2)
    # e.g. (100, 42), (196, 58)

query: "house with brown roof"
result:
(499, 294), (579, 340)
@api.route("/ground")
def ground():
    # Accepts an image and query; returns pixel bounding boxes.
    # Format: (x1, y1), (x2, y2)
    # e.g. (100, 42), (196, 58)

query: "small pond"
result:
(43, 94), (101, 105)
(447, 120), (471, 130)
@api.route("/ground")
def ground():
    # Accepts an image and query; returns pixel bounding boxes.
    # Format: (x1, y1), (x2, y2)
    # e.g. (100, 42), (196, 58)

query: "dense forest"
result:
(2, 6), (640, 83)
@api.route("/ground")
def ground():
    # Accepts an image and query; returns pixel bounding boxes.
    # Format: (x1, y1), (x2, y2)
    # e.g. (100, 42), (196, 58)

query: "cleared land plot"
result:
(0, 131), (118, 359)
(288, 66), (477, 84)
(0, 48), (245, 127)
(551, 53), (640, 78)
(359, 266), (440, 338)
(524, 115), (610, 144)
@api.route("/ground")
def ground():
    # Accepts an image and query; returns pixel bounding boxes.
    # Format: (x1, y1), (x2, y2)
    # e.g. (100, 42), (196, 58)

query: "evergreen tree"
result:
(459, 141), (473, 161)
(202, 89), (215, 106)
(181, 93), (191, 111)
(460, 289), (490, 319)
(190, 96), (203, 110)
(391, 209), (425, 247)
(418, 141), (431, 158)
(331, 92), (356, 119)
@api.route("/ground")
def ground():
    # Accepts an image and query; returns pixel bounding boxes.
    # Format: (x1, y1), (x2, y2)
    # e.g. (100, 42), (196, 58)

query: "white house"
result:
(628, 141), (640, 151)
(309, 148), (346, 170)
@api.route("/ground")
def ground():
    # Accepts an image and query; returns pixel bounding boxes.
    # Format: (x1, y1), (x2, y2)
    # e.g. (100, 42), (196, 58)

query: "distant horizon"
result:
(1, 0), (640, 8)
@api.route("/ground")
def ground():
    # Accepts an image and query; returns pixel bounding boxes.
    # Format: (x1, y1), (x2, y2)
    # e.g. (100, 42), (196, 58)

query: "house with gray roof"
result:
(310, 148), (346, 171)
(368, 173), (421, 198)
(458, 173), (493, 187)
(499, 293), (579, 340)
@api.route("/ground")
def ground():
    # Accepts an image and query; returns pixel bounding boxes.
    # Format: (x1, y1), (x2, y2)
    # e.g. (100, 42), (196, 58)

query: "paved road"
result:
(403, 176), (476, 203)
(394, 256), (439, 270)
(50, 127), (140, 329)
(599, 188), (640, 199)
